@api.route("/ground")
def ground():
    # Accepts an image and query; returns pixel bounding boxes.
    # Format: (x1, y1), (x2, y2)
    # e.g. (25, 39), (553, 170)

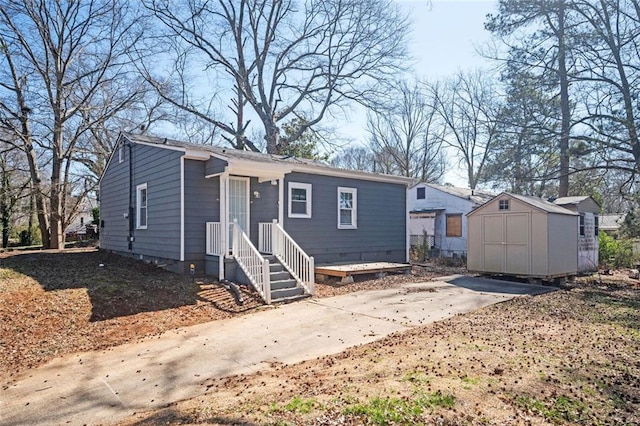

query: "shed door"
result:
(481, 213), (530, 274)
(504, 213), (530, 275)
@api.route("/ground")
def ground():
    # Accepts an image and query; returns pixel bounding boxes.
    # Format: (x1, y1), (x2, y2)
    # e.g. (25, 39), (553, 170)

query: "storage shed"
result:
(467, 193), (579, 279)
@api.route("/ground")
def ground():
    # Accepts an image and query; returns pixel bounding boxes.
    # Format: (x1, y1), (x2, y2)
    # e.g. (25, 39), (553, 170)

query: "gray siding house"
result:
(99, 133), (413, 303)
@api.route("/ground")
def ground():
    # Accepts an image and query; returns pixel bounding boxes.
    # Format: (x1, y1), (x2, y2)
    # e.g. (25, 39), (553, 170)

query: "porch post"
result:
(219, 174), (229, 279)
(278, 177), (284, 225)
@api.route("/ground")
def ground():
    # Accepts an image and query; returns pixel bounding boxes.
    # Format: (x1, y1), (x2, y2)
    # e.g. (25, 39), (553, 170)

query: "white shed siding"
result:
(467, 193), (579, 279)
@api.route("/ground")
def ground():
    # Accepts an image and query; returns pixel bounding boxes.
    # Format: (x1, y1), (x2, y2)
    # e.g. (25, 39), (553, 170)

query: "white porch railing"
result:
(231, 223), (271, 304)
(258, 222), (273, 253)
(206, 222), (223, 255)
(261, 221), (315, 295)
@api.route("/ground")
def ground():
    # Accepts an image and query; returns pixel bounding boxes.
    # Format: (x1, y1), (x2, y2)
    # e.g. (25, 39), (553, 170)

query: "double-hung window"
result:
(338, 187), (357, 229)
(136, 183), (148, 229)
(288, 182), (312, 218)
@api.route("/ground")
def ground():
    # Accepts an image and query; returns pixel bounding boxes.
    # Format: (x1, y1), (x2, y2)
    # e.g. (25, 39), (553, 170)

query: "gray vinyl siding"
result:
(205, 157), (228, 176)
(131, 145), (182, 259)
(248, 177), (279, 245)
(100, 141), (183, 260)
(99, 140), (131, 253)
(184, 161), (220, 266)
(283, 172), (407, 264)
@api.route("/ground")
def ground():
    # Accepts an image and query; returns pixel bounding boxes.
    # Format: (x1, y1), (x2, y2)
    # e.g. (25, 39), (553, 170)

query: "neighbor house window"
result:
(288, 182), (312, 218)
(446, 214), (462, 237)
(118, 144), (124, 163)
(338, 187), (357, 229)
(417, 187), (425, 199)
(499, 199), (510, 210)
(579, 214), (585, 236)
(136, 183), (148, 229)
(594, 215), (599, 236)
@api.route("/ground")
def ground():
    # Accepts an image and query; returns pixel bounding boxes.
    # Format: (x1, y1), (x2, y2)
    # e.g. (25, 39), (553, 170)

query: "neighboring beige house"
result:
(599, 214), (625, 236)
(467, 193), (581, 280)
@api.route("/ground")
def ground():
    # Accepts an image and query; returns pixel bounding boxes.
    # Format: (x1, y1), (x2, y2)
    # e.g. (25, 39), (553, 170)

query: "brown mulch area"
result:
(0, 248), (460, 383)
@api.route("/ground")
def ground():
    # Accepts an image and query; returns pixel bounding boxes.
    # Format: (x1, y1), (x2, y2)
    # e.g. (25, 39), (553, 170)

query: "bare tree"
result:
(141, 0), (410, 154)
(571, 0), (640, 184)
(331, 146), (377, 173)
(432, 71), (501, 190)
(366, 80), (446, 182)
(0, 0), (147, 248)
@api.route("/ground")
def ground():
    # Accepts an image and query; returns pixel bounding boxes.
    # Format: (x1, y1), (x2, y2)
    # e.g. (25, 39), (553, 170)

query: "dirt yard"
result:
(1, 248), (638, 425)
(0, 248), (458, 381)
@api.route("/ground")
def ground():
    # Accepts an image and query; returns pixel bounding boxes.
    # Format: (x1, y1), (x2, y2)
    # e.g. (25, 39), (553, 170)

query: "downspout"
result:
(128, 141), (134, 250)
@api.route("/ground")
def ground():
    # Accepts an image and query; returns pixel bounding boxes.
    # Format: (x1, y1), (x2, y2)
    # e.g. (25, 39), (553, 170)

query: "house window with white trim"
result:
(338, 187), (357, 229)
(288, 182), (312, 218)
(499, 199), (510, 210)
(579, 214), (585, 236)
(136, 183), (148, 229)
(118, 144), (124, 163)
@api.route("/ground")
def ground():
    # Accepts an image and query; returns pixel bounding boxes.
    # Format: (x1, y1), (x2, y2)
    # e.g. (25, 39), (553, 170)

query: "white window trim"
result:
(136, 183), (148, 229)
(118, 144), (124, 164)
(288, 182), (312, 218)
(338, 187), (357, 229)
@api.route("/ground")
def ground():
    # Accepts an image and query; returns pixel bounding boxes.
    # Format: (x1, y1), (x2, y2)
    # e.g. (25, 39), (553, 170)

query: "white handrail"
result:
(271, 222), (315, 295)
(231, 223), (271, 304)
(206, 222), (223, 255)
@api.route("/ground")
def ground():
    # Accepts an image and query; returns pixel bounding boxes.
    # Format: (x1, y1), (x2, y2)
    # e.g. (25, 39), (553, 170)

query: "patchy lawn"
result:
(2, 248), (638, 425)
(117, 279), (640, 425)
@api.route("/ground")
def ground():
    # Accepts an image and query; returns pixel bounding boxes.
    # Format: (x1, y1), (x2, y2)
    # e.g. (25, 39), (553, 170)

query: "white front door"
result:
(228, 177), (250, 245)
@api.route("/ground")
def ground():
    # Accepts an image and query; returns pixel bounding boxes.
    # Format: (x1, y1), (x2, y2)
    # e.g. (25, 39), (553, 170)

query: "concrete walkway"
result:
(0, 275), (554, 426)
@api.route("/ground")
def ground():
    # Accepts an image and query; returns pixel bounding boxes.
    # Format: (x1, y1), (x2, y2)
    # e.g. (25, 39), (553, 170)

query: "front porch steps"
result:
(264, 255), (308, 303)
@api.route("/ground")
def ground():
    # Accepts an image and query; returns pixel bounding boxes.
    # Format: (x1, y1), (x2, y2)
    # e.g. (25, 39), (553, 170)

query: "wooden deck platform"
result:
(315, 262), (411, 281)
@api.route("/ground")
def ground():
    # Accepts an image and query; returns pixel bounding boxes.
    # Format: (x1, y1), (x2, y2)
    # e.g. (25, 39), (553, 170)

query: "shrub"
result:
(599, 233), (637, 268)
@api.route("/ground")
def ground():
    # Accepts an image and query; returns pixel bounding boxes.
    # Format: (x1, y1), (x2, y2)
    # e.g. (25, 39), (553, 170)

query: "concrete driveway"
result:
(0, 275), (555, 426)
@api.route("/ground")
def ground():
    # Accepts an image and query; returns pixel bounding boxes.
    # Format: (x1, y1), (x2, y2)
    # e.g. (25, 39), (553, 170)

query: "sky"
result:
(340, 0), (498, 186)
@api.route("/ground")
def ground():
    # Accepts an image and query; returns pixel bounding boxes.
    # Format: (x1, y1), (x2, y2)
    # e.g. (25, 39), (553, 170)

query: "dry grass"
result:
(1, 248), (638, 425)
(118, 280), (640, 426)
(0, 248), (447, 382)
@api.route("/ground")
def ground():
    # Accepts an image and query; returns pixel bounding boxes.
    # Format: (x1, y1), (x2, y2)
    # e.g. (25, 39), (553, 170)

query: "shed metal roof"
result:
(507, 193), (578, 215)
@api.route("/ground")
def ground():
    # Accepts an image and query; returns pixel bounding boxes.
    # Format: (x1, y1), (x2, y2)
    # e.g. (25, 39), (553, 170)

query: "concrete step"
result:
(270, 279), (297, 290)
(270, 286), (305, 301)
(270, 271), (291, 281)
(269, 263), (284, 273)
(270, 293), (311, 304)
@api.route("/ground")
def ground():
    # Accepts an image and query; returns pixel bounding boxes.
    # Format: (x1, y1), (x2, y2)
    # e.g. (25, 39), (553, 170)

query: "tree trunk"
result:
(557, 0), (571, 197)
(0, 159), (9, 248)
(49, 119), (65, 250)
(22, 133), (51, 248)
(265, 123), (280, 154)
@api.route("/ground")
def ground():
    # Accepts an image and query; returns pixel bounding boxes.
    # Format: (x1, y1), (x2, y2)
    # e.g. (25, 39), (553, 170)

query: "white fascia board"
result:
(226, 160), (290, 181)
(183, 149), (211, 160)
